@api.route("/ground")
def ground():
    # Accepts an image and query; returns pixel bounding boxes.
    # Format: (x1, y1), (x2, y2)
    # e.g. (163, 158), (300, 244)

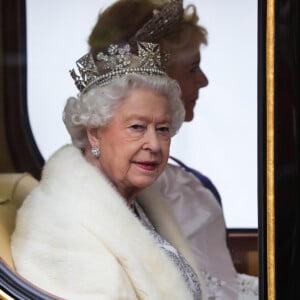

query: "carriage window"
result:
(26, 0), (258, 228)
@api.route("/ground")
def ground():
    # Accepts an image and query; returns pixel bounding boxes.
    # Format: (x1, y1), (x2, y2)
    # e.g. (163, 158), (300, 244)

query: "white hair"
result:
(63, 73), (185, 149)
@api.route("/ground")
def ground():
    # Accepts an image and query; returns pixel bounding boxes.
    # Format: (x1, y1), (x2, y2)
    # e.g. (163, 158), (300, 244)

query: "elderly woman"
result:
(11, 21), (204, 300)
(88, 1), (258, 299)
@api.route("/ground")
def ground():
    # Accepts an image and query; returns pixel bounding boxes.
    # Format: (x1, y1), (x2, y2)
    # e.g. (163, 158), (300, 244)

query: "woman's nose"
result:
(143, 129), (160, 152)
(198, 69), (209, 88)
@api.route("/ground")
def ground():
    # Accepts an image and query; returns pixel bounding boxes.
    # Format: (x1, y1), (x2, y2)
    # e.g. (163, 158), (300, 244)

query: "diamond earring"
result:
(91, 147), (100, 158)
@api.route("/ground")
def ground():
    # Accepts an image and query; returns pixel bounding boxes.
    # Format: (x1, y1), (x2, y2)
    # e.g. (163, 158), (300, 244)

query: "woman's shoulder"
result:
(156, 162), (206, 190)
(154, 161), (223, 219)
(157, 158), (222, 206)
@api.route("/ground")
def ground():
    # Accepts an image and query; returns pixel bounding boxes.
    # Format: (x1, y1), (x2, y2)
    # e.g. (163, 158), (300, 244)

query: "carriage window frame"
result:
(4, 0), (298, 299)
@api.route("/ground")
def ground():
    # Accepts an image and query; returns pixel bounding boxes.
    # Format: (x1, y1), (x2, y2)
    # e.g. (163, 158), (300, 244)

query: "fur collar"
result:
(12, 145), (194, 299)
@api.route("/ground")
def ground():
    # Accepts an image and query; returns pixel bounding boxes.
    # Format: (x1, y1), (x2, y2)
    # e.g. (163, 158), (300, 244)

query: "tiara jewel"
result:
(96, 44), (131, 70)
(129, 0), (183, 45)
(70, 42), (167, 93)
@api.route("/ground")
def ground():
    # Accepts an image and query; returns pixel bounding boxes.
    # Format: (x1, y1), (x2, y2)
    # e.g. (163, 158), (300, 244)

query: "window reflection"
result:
(26, 0), (257, 228)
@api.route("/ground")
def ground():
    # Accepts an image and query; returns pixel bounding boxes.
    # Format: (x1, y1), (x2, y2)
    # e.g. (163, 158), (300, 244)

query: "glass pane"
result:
(26, 0), (258, 228)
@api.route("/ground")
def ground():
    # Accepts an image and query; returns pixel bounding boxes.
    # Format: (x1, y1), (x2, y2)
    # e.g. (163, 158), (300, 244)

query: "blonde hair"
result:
(88, 0), (207, 71)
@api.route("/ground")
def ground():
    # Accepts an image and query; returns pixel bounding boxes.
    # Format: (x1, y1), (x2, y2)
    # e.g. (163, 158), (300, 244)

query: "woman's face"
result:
(170, 45), (208, 122)
(96, 88), (171, 199)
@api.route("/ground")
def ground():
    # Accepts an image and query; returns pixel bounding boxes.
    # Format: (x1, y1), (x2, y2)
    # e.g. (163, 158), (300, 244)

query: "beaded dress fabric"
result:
(135, 202), (202, 300)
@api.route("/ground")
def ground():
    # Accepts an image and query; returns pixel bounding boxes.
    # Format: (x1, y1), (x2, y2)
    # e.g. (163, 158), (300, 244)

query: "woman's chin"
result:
(131, 177), (158, 191)
(184, 112), (194, 122)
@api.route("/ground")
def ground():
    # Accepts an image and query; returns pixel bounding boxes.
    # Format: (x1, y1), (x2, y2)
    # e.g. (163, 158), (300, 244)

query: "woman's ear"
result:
(86, 127), (100, 148)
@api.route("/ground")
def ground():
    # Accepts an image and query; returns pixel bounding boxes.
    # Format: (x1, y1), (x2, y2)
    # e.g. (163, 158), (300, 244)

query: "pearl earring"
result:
(91, 147), (100, 158)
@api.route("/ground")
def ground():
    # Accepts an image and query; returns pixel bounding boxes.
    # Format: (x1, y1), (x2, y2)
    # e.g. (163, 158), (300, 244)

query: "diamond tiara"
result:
(129, 0), (183, 46)
(70, 42), (167, 93)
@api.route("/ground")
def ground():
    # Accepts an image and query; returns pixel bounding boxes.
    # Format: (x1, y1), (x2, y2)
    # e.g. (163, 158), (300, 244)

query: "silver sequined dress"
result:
(135, 202), (202, 300)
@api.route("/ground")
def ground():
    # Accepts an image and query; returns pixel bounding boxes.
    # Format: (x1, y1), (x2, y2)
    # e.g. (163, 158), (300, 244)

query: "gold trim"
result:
(0, 289), (15, 300)
(266, 0), (275, 299)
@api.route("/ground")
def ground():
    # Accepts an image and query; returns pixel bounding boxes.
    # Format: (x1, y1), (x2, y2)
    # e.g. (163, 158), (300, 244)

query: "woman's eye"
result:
(130, 124), (144, 130)
(190, 66), (200, 73)
(157, 126), (170, 133)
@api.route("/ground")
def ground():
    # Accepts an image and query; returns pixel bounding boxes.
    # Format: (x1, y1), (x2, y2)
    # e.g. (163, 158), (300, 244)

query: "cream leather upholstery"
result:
(0, 173), (38, 269)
